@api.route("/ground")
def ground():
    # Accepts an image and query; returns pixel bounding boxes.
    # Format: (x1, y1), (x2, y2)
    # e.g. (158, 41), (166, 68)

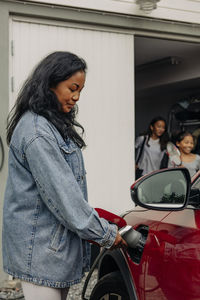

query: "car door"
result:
(143, 174), (200, 300)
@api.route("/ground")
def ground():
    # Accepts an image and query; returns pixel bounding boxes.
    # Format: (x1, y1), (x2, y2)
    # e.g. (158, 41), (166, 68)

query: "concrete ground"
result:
(0, 270), (97, 300)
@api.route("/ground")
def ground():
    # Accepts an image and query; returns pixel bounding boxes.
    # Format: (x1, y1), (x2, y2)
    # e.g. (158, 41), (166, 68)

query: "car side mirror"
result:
(131, 168), (191, 211)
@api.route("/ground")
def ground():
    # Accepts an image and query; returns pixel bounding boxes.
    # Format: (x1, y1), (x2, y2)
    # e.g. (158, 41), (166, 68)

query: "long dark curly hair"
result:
(7, 51), (87, 148)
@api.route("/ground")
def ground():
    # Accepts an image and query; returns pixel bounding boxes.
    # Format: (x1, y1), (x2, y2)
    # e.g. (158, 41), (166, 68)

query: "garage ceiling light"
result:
(136, 0), (160, 13)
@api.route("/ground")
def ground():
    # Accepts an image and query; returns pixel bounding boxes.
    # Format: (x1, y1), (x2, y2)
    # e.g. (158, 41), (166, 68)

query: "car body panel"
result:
(95, 207), (127, 228)
(123, 208), (172, 300)
(150, 209), (200, 300)
(123, 206), (200, 300)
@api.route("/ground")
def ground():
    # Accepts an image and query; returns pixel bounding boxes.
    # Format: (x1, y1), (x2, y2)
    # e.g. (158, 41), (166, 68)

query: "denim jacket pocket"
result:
(59, 143), (82, 181)
(49, 223), (66, 252)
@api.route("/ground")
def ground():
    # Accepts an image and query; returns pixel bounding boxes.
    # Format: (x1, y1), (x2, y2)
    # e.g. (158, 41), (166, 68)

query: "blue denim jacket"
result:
(3, 111), (117, 288)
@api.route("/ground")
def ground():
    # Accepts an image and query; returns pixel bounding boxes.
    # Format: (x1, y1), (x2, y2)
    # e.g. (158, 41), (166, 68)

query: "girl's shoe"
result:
(166, 142), (181, 166)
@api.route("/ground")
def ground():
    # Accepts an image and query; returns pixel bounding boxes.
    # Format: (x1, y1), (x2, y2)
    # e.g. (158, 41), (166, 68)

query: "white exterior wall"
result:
(27, 0), (200, 24)
(10, 17), (135, 214)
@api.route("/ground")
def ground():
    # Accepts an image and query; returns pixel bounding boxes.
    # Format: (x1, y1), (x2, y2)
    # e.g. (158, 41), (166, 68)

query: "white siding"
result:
(26, 0), (200, 24)
(10, 18), (135, 214)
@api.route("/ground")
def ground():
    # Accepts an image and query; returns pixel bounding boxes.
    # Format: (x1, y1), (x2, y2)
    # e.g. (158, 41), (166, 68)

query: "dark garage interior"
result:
(135, 36), (200, 139)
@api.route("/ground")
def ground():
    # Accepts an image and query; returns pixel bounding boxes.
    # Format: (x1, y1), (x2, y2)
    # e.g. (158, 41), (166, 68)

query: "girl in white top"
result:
(135, 116), (169, 177)
(168, 131), (200, 178)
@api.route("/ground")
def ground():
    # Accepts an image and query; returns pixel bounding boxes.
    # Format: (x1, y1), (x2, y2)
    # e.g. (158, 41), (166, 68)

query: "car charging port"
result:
(124, 225), (148, 264)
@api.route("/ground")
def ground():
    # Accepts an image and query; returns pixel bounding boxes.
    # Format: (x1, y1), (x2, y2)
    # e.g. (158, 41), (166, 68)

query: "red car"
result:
(82, 167), (200, 300)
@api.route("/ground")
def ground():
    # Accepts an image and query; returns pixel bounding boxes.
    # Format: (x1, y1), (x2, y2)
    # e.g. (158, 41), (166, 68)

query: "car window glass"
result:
(192, 177), (200, 190)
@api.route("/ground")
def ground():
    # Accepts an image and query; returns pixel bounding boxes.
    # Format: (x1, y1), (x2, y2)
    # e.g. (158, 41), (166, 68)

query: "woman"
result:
(135, 116), (169, 177)
(3, 51), (127, 300)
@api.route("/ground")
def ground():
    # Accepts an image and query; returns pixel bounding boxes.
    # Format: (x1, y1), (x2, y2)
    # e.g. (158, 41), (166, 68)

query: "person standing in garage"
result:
(2, 51), (127, 300)
(168, 131), (200, 177)
(135, 116), (169, 178)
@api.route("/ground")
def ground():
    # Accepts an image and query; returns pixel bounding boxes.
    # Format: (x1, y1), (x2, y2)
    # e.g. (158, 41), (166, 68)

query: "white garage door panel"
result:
(10, 18), (135, 214)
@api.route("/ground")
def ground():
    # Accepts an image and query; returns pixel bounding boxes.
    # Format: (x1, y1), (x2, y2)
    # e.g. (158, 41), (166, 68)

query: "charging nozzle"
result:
(119, 225), (143, 249)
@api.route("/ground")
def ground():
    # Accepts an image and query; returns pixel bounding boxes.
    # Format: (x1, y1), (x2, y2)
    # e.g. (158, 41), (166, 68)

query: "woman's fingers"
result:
(110, 231), (128, 250)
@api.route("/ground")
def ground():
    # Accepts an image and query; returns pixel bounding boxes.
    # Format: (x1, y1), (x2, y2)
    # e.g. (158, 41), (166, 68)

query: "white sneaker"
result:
(166, 142), (181, 166)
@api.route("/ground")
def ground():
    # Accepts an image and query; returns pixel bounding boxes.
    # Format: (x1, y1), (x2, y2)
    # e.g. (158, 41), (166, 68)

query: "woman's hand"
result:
(110, 231), (128, 250)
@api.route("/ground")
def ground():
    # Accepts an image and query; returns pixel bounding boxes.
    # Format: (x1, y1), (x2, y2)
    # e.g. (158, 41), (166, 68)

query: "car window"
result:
(192, 177), (200, 190)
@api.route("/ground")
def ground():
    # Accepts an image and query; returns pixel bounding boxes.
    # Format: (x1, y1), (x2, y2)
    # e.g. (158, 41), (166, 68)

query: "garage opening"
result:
(135, 36), (200, 143)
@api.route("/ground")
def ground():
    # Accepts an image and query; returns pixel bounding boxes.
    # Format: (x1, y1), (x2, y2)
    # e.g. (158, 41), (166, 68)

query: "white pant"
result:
(21, 281), (69, 300)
